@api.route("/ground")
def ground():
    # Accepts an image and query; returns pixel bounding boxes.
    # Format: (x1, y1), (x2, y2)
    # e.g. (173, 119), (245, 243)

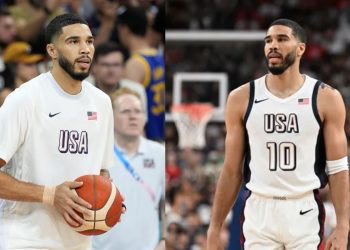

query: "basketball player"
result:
(117, 6), (165, 141)
(92, 88), (165, 250)
(207, 19), (349, 250)
(0, 14), (115, 249)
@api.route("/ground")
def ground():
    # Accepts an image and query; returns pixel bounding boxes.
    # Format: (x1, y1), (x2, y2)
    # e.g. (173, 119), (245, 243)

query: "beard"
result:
(265, 50), (296, 75)
(58, 54), (90, 81)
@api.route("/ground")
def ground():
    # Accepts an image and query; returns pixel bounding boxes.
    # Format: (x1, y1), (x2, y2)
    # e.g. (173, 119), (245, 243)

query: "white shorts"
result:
(241, 190), (325, 250)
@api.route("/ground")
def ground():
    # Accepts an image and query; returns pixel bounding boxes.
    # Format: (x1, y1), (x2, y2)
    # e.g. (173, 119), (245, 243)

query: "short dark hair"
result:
(0, 8), (11, 18)
(269, 19), (307, 43)
(117, 6), (147, 37)
(45, 14), (88, 44)
(94, 42), (126, 62)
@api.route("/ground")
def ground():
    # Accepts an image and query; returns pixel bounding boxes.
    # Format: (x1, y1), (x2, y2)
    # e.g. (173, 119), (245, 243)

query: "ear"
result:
(46, 43), (57, 60)
(297, 43), (306, 57)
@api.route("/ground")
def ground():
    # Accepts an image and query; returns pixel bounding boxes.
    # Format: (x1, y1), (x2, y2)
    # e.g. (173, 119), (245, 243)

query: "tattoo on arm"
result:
(321, 83), (335, 90)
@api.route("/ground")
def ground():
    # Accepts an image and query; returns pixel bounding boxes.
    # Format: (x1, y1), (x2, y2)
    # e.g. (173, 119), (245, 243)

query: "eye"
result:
(278, 37), (288, 42)
(69, 39), (79, 44)
(87, 39), (94, 45)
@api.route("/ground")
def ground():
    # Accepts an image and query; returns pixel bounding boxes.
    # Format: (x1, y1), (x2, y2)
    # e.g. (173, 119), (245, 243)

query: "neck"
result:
(51, 63), (82, 95)
(115, 133), (140, 155)
(266, 65), (305, 98)
(128, 36), (150, 53)
(14, 76), (25, 88)
(96, 81), (119, 96)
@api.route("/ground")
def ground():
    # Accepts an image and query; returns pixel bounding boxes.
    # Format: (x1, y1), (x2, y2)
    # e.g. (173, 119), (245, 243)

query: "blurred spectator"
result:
(0, 9), (17, 89)
(92, 42), (125, 96)
(117, 6), (165, 141)
(0, 41), (43, 105)
(0, 9), (17, 50)
(86, 0), (119, 46)
(148, 2), (165, 48)
(7, 0), (65, 42)
(92, 87), (165, 250)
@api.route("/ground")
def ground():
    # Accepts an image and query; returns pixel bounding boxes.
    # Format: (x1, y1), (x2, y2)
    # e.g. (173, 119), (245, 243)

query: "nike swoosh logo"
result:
(49, 112), (61, 118)
(299, 209), (313, 215)
(254, 98), (269, 103)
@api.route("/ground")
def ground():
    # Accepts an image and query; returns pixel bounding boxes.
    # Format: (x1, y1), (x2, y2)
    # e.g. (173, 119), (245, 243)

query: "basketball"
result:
(68, 175), (124, 235)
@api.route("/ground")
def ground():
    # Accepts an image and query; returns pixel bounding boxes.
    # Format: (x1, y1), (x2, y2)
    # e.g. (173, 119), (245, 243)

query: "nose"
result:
(79, 42), (90, 55)
(269, 39), (279, 51)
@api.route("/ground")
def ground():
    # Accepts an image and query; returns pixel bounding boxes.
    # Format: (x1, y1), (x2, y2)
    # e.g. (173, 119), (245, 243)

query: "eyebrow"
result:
(65, 35), (94, 42)
(264, 34), (290, 41)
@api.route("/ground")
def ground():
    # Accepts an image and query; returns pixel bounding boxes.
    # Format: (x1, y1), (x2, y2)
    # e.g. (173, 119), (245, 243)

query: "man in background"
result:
(92, 88), (165, 250)
(0, 41), (43, 105)
(92, 42), (125, 96)
(117, 6), (165, 141)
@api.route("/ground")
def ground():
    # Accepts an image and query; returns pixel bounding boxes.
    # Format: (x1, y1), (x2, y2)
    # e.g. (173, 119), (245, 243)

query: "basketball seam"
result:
(93, 175), (97, 231)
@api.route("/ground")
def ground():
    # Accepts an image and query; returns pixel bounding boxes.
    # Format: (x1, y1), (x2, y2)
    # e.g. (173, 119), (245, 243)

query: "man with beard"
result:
(0, 14), (117, 249)
(207, 19), (349, 250)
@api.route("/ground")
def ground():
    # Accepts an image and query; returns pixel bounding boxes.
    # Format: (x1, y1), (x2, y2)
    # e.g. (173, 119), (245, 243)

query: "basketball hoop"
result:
(171, 103), (214, 149)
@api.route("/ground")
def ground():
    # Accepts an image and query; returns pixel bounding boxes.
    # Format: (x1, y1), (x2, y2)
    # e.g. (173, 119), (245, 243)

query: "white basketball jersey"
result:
(0, 72), (114, 249)
(244, 75), (327, 197)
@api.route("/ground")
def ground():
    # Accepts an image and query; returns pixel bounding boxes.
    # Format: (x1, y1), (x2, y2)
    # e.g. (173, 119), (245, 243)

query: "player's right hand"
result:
(206, 227), (223, 250)
(54, 181), (93, 227)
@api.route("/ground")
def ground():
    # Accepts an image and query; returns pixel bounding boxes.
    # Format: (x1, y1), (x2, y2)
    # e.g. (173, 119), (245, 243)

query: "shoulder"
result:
(126, 56), (147, 70)
(316, 82), (345, 121)
(142, 137), (165, 155)
(4, 75), (42, 102)
(226, 82), (250, 120)
(84, 81), (111, 103)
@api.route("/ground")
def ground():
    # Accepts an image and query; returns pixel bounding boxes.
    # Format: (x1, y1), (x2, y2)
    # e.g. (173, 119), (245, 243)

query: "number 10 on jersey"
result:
(266, 142), (296, 171)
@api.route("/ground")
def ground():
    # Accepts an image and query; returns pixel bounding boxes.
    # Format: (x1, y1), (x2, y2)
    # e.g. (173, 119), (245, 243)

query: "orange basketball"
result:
(68, 175), (124, 235)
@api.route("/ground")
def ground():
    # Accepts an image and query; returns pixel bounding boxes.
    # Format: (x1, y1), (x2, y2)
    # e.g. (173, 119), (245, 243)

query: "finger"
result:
(71, 202), (93, 218)
(70, 193), (92, 209)
(63, 212), (79, 227)
(122, 203), (126, 213)
(66, 206), (85, 225)
(325, 239), (332, 250)
(67, 181), (84, 189)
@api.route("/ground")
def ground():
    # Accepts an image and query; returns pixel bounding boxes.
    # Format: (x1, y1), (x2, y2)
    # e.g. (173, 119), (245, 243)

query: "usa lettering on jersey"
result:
(264, 113), (299, 133)
(58, 130), (88, 154)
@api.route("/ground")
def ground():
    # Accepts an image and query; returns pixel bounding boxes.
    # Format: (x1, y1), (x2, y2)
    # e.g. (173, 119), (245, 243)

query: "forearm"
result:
(210, 166), (242, 229)
(0, 171), (44, 202)
(93, 21), (114, 46)
(329, 170), (350, 229)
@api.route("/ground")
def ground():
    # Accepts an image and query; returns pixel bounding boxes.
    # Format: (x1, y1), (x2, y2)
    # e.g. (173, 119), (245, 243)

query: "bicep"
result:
(223, 93), (246, 175)
(322, 91), (347, 160)
(124, 59), (146, 85)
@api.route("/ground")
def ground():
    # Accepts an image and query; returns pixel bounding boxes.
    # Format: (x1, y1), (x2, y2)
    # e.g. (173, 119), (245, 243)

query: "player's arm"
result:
(207, 84), (249, 249)
(318, 85), (349, 250)
(124, 57), (146, 85)
(0, 159), (43, 202)
(0, 158), (91, 226)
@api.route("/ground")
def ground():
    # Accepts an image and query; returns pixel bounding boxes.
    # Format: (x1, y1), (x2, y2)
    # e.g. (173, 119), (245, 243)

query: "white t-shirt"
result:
(0, 72), (115, 249)
(92, 137), (165, 250)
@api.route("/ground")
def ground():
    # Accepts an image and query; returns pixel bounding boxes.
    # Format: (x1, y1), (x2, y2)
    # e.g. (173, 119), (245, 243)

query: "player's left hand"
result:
(325, 225), (349, 250)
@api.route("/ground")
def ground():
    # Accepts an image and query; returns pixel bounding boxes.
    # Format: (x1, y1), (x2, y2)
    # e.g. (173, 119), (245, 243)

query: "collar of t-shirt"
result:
(117, 136), (147, 160)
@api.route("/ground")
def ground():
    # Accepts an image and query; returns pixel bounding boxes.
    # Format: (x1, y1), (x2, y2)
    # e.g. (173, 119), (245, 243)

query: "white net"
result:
(171, 103), (214, 149)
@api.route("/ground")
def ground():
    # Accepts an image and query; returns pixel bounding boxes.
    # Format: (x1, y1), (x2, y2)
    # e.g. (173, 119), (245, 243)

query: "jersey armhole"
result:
(243, 80), (255, 125)
(312, 80), (322, 127)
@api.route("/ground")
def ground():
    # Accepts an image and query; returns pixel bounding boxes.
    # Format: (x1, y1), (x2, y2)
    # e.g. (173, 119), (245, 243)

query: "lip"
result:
(76, 57), (91, 63)
(268, 52), (282, 59)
